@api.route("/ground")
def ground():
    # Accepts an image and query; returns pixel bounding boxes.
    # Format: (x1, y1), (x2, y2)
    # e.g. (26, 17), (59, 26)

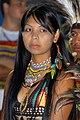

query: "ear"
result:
(3, 3), (10, 15)
(53, 29), (60, 43)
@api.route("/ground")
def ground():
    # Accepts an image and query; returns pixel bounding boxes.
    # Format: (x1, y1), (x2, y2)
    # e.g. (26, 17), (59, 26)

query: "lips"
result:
(30, 44), (40, 48)
(72, 44), (80, 50)
(73, 49), (80, 54)
(74, 46), (80, 49)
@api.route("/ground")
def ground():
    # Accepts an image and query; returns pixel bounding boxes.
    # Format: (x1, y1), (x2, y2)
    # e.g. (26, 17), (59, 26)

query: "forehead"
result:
(72, 28), (80, 32)
(26, 16), (40, 25)
(11, 0), (27, 3)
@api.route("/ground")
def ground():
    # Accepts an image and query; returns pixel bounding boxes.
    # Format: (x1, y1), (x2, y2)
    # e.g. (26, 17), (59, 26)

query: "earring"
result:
(55, 44), (63, 69)
(53, 38), (57, 43)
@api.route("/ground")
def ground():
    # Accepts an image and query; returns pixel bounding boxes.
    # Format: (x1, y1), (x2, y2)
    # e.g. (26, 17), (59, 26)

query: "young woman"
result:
(4, 3), (78, 120)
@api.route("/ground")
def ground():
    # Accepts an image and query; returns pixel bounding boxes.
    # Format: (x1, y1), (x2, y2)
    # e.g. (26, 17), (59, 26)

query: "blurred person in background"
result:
(61, 0), (80, 119)
(0, 0), (28, 115)
(0, 0), (27, 84)
(67, 23), (80, 64)
(66, 20), (80, 120)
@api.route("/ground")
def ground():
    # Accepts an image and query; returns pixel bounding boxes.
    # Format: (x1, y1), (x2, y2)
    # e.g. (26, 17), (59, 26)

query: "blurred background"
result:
(0, 0), (3, 25)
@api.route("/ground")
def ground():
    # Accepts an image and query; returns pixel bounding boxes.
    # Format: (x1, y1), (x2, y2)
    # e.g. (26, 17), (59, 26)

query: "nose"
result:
(32, 31), (39, 40)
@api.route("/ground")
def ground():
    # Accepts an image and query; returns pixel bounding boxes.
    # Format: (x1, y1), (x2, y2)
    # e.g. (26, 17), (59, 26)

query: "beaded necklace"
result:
(24, 57), (51, 87)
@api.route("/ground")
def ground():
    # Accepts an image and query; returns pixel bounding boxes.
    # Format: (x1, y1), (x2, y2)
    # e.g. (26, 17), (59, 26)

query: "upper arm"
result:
(55, 72), (75, 94)
(49, 72), (75, 120)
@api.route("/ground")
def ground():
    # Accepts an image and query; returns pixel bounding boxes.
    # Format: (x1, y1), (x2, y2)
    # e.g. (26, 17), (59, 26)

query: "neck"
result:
(31, 53), (51, 64)
(2, 17), (20, 31)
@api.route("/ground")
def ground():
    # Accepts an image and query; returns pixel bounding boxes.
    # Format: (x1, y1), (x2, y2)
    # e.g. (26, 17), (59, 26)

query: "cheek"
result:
(72, 38), (75, 44)
(11, 7), (23, 18)
(41, 37), (53, 50)
(44, 36), (53, 45)
(22, 36), (29, 49)
(23, 40), (29, 50)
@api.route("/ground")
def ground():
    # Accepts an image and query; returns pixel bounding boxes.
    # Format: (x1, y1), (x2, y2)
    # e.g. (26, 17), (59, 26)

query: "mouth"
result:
(30, 44), (40, 49)
(72, 45), (80, 50)
(74, 47), (80, 50)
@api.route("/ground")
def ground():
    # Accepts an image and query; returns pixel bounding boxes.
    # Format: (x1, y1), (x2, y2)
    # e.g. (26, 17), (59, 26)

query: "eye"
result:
(40, 28), (48, 32)
(24, 28), (32, 32)
(71, 32), (77, 37)
(14, 1), (21, 6)
(14, 1), (26, 7)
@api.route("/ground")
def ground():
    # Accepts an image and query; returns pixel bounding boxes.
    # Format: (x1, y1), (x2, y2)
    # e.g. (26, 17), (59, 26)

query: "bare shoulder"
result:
(54, 70), (75, 95)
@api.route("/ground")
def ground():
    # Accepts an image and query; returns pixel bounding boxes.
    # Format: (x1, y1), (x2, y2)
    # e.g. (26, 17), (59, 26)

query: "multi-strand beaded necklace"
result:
(24, 57), (51, 87)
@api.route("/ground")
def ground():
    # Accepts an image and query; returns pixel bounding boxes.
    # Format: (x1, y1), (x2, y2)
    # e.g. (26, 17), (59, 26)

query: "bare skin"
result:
(71, 28), (80, 63)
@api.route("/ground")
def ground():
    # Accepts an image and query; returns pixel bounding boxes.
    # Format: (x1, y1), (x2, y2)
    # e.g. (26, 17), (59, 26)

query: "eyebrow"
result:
(71, 30), (77, 32)
(17, 0), (27, 2)
(25, 24), (42, 28)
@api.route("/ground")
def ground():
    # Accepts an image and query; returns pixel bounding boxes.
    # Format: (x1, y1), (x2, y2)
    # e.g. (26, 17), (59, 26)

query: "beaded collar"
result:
(24, 57), (51, 87)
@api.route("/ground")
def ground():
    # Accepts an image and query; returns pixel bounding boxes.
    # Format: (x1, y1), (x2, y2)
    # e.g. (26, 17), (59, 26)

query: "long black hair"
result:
(4, 3), (71, 120)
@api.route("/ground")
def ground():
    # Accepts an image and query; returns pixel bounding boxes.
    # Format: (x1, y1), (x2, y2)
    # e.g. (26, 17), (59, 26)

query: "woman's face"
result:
(22, 16), (54, 57)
